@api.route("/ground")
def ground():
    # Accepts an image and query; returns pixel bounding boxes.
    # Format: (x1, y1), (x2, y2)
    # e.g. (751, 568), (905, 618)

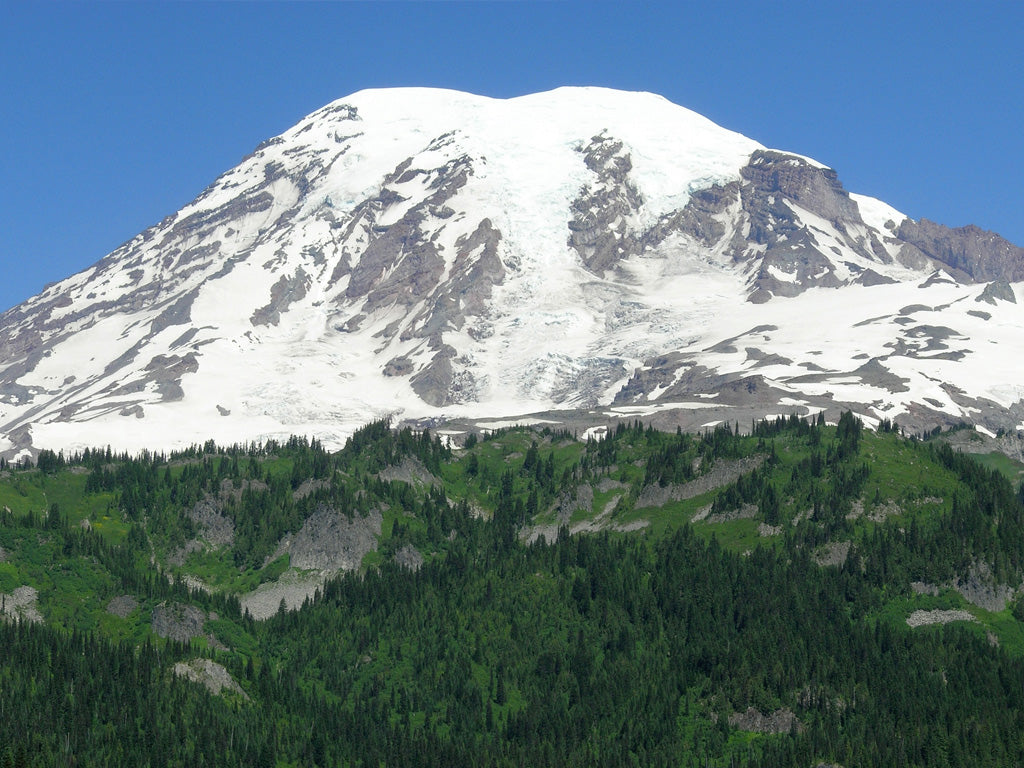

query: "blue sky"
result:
(2, 1), (1021, 313)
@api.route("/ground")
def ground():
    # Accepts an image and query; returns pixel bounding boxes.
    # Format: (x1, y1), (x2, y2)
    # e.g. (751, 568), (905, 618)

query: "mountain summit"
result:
(2, 87), (1023, 457)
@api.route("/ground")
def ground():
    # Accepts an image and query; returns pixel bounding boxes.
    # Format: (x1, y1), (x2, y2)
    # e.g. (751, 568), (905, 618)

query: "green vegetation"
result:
(1, 415), (1024, 765)
(969, 449), (1024, 482)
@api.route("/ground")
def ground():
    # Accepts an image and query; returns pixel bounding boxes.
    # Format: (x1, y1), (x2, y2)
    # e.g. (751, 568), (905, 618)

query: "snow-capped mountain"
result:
(2, 86), (1023, 458)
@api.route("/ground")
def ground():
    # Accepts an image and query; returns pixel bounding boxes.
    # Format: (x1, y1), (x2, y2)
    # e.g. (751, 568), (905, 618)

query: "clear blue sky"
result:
(2, 1), (1021, 313)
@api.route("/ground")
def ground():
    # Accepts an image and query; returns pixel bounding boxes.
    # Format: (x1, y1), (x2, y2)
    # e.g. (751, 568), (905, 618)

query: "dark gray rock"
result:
(144, 353), (199, 402)
(250, 267), (310, 326)
(151, 602), (207, 643)
(728, 707), (802, 734)
(636, 455), (766, 509)
(188, 497), (235, 548)
(644, 150), (887, 302)
(376, 456), (438, 487)
(568, 134), (645, 273)
(557, 484), (594, 520)
(741, 150), (860, 224)
(271, 504), (382, 572)
(383, 356), (414, 377)
(150, 290), (198, 335)
(977, 280), (1016, 305)
(410, 345), (456, 407)
(345, 155), (473, 312)
(106, 595), (137, 618)
(855, 268), (898, 287)
(897, 219), (1024, 283)
(954, 561), (1015, 612)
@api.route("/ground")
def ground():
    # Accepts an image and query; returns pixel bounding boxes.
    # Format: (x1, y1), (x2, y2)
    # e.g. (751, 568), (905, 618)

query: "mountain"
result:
(2, 86), (1023, 458)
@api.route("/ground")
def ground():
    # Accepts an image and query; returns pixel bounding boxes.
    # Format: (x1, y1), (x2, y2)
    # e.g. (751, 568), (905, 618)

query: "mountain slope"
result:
(3, 418), (1024, 765)
(1, 87), (1022, 457)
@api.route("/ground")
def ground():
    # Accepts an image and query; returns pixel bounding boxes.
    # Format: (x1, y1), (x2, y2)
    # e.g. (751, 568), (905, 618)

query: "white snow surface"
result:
(1, 86), (1021, 456)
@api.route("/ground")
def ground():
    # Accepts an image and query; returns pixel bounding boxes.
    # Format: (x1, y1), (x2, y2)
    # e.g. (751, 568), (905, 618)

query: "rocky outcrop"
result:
(173, 658), (249, 699)
(106, 595), (138, 618)
(897, 219), (1024, 283)
(188, 497), (235, 548)
(240, 569), (325, 620)
(569, 134), (645, 273)
(151, 601), (208, 643)
(557, 483), (595, 520)
(0, 585), (43, 624)
(345, 155), (472, 310)
(636, 454), (767, 509)
(646, 150), (889, 303)
(270, 504), (382, 572)
(251, 267), (310, 326)
(976, 280), (1016, 305)
(813, 541), (851, 567)
(150, 290), (198, 335)
(741, 150), (860, 225)
(728, 707), (802, 734)
(953, 561), (1015, 612)
(410, 343), (458, 407)
(738, 152), (878, 301)
(376, 456), (438, 487)
(615, 356), (792, 410)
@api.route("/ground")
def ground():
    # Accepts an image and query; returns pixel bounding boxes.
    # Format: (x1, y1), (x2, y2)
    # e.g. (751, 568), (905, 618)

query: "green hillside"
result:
(1, 414), (1023, 766)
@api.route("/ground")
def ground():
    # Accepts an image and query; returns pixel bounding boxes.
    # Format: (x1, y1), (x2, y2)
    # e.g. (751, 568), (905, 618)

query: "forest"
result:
(1, 413), (1024, 766)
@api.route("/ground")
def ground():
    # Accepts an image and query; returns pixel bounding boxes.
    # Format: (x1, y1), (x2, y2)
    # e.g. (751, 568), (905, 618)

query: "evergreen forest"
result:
(2, 414), (1024, 766)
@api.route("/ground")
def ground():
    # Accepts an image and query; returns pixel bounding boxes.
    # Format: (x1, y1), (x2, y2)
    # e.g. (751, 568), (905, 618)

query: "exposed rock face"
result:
(910, 581), (940, 597)
(557, 484), (595, 520)
(151, 601), (208, 643)
(635, 454), (766, 509)
(953, 561), (1015, 612)
(376, 456), (438, 487)
(897, 219), (1024, 283)
(569, 134), (645, 273)
(239, 569), (325, 621)
(106, 594), (138, 618)
(939, 428), (1024, 463)
(813, 541), (851, 567)
(704, 503), (758, 524)
(169, 494), (236, 566)
(742, 151), (860, 224)
(728, 707), (802, 734)
(740, 155), (860, 302)
(0, 585), (43, 624)
(977, 280), (1016, 305)
(656, 150), (887, 303)
(188, 497), (235, 548)
(342, 152), (478, 316)
(615, 359), (794, 410)
(270, 504), (382, 572)
(173, 658), (249, 699)
(251, 268), (310, 326)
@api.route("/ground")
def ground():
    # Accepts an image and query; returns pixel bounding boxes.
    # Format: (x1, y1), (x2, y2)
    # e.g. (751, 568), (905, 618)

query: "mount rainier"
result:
(2, 86), (1023, 458)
